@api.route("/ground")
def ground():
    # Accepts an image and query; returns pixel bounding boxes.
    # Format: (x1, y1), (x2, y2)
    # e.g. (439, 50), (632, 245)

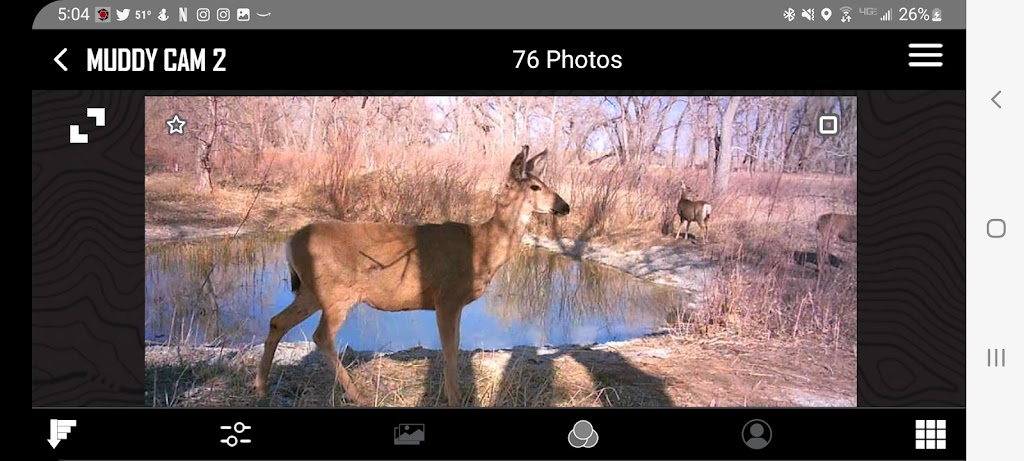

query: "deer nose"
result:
(555, 200), (570, 215)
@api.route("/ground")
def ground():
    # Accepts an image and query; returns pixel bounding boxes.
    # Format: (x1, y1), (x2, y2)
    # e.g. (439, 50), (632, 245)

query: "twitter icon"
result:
(115, 8), (129, 21)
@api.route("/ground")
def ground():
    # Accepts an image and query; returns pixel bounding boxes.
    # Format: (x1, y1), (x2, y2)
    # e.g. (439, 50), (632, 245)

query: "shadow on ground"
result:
(145, 332), (856, 408)
(145, 343), (671, 407)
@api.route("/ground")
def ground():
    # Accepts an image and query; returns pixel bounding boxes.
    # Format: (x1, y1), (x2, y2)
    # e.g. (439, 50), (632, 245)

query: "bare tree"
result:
(144, 96), (855, 192)
(195, 96), (220, 192)
(712, 96), (741, 197)
(306, 96), (318, 153)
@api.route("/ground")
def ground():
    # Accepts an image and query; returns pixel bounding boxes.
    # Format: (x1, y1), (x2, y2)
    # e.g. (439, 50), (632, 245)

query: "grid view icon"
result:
(915, 420), (946, 449)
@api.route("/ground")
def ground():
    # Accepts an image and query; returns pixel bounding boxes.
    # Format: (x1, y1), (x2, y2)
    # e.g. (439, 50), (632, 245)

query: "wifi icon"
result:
(839, 6), (854, 23)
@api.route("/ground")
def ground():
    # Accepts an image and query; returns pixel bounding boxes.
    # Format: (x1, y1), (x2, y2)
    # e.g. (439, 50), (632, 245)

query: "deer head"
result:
(505, 145), (570, 217)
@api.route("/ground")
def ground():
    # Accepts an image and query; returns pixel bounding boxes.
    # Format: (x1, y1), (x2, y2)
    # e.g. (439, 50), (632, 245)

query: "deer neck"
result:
(474, 193), (531, 277)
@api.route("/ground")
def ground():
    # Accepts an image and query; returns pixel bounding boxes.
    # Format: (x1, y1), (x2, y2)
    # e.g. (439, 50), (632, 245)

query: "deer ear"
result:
(525, 149), (548, 174)
(508, 145), (529, 181)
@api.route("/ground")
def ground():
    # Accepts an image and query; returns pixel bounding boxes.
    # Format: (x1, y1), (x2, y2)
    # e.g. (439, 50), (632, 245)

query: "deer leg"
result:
(435, 303), (465, 407)
(674, 217), (684, 239)
(817, 234), (832, 273)
(699, 219), (708, 245)
(825, 234), (835, 269)
(314, 298), (365, 405)
(255, 291), (320, 397)
(685, 221), (693, 243)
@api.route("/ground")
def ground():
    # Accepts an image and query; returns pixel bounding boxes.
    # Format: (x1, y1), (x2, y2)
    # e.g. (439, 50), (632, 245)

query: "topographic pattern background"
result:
(31, 90), (965, 407)
(33, 90), (145, 406)
(855, 90), (966, 407)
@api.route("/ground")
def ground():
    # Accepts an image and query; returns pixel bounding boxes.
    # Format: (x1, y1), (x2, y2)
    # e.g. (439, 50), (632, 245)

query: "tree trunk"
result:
(455, 96), (463, 156)
(549, 97), (559, 151)
(196, 96), (219, 193)
(306, 97), (318, 153)
(688, 124), (697, 168)
(781, 99), (803, 172)
(704, 97), (720, 185)
(797, 97), (822, 172)
(713, 96), (741, 198)
(746, 104), (765, 172)
(671, 114), (683, 168)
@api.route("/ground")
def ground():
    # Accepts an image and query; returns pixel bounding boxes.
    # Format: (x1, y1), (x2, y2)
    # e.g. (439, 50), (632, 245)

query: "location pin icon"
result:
(821, 8), (832, 21)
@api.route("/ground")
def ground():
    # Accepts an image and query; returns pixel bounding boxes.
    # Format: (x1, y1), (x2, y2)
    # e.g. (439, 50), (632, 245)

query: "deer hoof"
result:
(253, 380), (268, 398)
(446, 391), (463, 407)
(346, 392), (368, 406)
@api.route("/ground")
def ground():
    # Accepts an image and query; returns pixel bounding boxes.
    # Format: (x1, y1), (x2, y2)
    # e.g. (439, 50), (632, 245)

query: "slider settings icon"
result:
(220, 422), (252, 447)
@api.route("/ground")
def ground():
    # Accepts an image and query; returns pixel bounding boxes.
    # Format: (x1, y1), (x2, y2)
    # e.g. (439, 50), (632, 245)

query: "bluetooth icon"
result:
(783, 8), (796, 21)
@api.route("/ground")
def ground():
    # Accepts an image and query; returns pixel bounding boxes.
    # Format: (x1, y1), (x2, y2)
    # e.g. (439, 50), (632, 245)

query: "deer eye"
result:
(530, 185), (541, 191)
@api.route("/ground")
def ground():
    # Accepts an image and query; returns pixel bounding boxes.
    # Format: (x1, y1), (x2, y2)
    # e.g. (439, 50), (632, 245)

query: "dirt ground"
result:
(145, 332), (855, 408)
(145, 174), (332, 242)
(144, 172), (857, 408)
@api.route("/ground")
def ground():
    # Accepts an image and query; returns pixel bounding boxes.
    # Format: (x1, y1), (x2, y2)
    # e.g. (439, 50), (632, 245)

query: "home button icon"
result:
(742, 419), (772, 449)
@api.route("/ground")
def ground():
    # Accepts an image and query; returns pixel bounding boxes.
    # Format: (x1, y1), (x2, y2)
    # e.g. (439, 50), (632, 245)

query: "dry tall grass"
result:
(696, 173), (856, 343)
(147, 144), (856, 346)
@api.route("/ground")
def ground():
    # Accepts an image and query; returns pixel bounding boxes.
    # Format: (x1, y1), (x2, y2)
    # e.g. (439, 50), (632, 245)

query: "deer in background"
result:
(253, 146), (570, 407)
(816, 213), (856, 271)
(675, 182), (713, 244)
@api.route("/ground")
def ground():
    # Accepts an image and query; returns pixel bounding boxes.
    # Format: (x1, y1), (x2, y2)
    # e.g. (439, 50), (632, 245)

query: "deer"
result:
(815, 213), (856, 271)
(253, 146), (570, 407)
(674, 182), (713, 244)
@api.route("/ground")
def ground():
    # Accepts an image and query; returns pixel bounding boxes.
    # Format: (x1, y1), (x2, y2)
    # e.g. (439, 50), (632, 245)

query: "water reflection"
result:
(145, 233), (690, 351)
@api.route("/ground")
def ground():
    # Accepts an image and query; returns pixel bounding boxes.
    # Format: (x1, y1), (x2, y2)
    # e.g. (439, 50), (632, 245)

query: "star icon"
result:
(166, 114), (187, 135)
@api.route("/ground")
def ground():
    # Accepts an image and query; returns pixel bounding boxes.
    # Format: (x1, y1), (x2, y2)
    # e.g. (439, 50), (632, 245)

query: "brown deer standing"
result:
(675, 182), (713, 244)
(253, 146), (570, 407)
(816, 213), (856, 271)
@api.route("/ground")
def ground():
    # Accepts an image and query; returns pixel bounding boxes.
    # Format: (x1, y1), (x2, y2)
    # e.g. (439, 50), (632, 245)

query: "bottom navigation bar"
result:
(34, 408), (965, 460)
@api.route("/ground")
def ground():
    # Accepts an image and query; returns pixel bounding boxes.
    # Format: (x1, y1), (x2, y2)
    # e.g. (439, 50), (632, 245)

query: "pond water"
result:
(145, 233), (691, 351)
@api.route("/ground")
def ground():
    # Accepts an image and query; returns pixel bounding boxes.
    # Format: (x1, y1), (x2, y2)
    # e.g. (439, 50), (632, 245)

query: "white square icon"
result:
(817, 114), (839, 136)
(217, 8), (230, 21)
(915, 420), (946, 449)
(237, 8), (251, 21)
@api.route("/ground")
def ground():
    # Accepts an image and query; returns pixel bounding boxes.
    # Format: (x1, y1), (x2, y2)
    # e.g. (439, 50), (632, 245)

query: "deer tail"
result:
(285, 238), (301, 293)
(703, 203), (713, 220)
(290, 268), (301, 293)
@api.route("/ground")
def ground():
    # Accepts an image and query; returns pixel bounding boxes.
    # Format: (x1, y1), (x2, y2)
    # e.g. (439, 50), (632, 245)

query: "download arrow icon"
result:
(48, 419), (76, 448)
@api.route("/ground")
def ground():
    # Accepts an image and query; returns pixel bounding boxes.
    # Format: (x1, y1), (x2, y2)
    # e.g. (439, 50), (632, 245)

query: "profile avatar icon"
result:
(742, 419), (772, 449)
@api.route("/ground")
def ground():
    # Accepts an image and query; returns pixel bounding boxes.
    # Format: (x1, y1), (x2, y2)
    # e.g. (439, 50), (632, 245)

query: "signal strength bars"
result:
(908, 43), (942, 67)
(880, 9), (892, 21)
